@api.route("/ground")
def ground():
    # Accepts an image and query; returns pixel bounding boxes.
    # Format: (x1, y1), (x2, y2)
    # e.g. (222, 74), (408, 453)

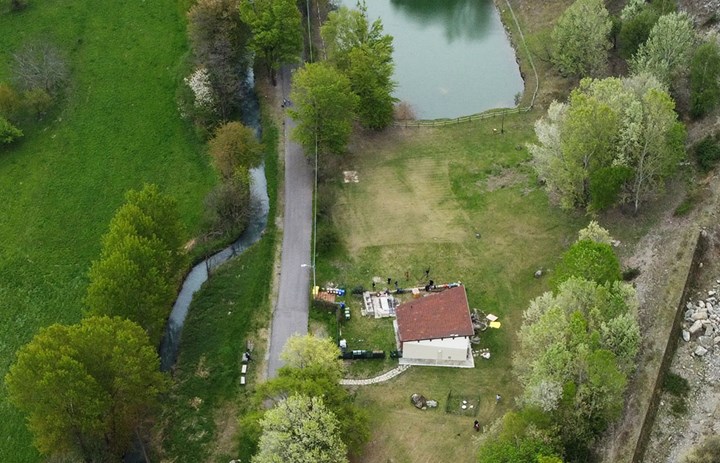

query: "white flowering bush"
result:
(184, 67), (217, 111)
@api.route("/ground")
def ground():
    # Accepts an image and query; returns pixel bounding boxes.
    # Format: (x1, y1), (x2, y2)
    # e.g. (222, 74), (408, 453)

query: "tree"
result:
(239, 0), (303, 86)
(280, 334), (342, 376)
(86, 184), (184, 344)
(620, 74), (686, 212)
(187, 0), (250, 120)
(477, 436), (561, 463)
(516, 278), (639, 460)
(12, 41), (68, 95)
(289, 62), (358, 155)
(529, 76), (684, 212)
(256, 335), (369, 455)
(321, 3), (397, 130)
(203, 167), (252, 235)
(619, 6), (659, 59)
(0, 83), (21, 119)
(552, 240), (621, 288)
(85, 234), (175, 345)
(5, 316), (168, 462)
(551, 0), (611, 77)
(253, 395), (348, 463)
(690, 40), (720, 119)
(208, 121), (262, 179)
(0, 115), (23, 144)
(631, 12), (695, 86)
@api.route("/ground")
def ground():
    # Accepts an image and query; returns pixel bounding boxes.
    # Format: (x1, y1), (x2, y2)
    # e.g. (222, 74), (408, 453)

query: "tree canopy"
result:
(321, 3), (396, 129)
(86, 184), (184, 344)
(289, 62), (358, 155)
(280, 333), (343, 374)
(690, 40), (720, 119)
(5, 316), (168, 462)
(239, 0), (303, 86)
(552, 239), (621, 288)
(530, 75), (685, 212)
(551, 0), (611, 77)
(208, 121), (262, 180)
(252, 395), (348, 463)
(631, 12), (695, 86)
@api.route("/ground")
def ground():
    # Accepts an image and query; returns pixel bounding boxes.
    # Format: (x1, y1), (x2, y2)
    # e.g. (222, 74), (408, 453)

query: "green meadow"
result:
(0, 2), (215, 459)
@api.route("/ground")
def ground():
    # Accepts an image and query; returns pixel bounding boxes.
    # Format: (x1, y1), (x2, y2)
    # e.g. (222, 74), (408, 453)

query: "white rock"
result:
(714, 336), (720, 344)
(682, 330), (691, 342)
(695, 346), (709, 357)
(687, 302), (695, 310)
(699, 300), (706, 309)
(693, 311), (709, 320)
(710, 291), (717, 297)
(690, 320), (704, 334)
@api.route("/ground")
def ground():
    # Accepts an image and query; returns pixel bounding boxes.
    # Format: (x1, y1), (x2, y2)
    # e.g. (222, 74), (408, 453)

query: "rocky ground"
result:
(643, 241), (720, 462)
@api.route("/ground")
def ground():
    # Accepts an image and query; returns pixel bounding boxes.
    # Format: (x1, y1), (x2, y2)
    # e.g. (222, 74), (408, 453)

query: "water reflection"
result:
(389, 0), (493, 42)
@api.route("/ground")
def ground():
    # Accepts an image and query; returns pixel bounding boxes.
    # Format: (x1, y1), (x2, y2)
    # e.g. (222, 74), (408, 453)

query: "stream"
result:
(158, 72), (269, 372)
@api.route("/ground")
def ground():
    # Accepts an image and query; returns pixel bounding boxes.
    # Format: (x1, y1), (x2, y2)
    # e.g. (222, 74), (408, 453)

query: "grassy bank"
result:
(316, 110), (585, 462)
(0, 2), (214, 460)
(159, 112), (279, 463)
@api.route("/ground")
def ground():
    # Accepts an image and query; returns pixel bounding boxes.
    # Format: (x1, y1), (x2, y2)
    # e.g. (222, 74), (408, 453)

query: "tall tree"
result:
(5, 317), (168, 462)
(239, 0), (303, 86)
(253, 395), (348, 463)
(86, 185), (184, 344)
(631, 12), (695, 86)
(289, 62), (358, 155)
(280, 334), (342, 374)
(321, 3), (396, 130)
(690, 40), (720, 119)
(551, 0), (612, 77)
(85, 234), (175, 345)
(208, 121), (262, 180)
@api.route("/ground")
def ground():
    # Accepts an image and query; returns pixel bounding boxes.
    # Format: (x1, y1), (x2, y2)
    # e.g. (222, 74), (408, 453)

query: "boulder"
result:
(682, 330), (691, 342)
(426, 400), (438, 408)
(714, 336), (720, 344)
(534, 269), (543, 278)
(693, 311), (709, 321)
(685, 309), (695, 320)
(705, 325), (715, 337)
(687, 302), (695, 310)
(689, 320), (704, 335)
(694, 346), (709, 357)
(698, 300), (706, 309)
(699, 336), (714, 348)
(709, 290), (716, 297)
(411, 394), (427, 409)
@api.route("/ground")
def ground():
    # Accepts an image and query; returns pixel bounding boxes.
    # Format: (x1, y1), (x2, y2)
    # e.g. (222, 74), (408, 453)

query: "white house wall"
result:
(402, 337), (470, 362)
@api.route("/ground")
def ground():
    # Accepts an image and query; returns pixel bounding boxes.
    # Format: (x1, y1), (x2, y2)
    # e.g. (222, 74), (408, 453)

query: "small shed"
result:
(394, 286), (475, 368)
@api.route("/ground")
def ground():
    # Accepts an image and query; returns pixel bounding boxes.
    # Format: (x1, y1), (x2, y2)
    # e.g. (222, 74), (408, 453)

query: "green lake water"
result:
(338, 0), (524, 119)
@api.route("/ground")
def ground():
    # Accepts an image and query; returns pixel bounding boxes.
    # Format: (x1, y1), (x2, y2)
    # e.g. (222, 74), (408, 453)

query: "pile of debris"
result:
(681, 281), (720, 357)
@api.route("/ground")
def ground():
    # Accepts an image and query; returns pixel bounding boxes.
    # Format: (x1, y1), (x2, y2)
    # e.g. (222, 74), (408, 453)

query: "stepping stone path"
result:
(340, 365), (411, 386)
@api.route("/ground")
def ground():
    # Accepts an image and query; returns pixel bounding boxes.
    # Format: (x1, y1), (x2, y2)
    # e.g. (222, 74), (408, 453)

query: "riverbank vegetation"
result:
(0, 1), (217, 459)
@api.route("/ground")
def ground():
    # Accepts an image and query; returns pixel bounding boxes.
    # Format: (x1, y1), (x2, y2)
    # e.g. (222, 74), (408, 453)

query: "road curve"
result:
(266, 66), (312, 378)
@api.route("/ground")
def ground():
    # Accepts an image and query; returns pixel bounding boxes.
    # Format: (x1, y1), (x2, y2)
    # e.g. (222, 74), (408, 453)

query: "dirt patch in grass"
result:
(483, 168), (529, 192)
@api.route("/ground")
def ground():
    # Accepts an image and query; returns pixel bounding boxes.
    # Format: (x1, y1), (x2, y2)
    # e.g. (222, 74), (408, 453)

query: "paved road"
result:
(267, 67), (312, 378)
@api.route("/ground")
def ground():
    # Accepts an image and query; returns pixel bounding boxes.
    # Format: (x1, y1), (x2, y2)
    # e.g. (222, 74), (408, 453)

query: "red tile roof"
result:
(396, 286), (474, 342)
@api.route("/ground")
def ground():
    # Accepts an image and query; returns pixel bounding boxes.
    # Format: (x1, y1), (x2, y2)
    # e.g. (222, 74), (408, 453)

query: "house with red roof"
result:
(394, 285), (475, 368)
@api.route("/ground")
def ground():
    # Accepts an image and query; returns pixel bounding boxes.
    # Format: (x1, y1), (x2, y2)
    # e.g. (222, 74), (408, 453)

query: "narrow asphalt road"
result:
(266, 66), (312, 378)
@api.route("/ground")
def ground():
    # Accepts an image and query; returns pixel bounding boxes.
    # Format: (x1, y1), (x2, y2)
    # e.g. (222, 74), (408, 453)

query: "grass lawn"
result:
(316, 111), (586, 463)
(0, 2), (215, 460)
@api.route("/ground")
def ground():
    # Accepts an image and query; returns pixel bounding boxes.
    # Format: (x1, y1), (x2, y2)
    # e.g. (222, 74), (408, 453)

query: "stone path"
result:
(340, 365), (411, 386)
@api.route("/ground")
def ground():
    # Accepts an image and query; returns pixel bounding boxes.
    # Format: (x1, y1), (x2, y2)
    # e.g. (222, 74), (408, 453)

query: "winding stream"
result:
(158, 75), (269, 372)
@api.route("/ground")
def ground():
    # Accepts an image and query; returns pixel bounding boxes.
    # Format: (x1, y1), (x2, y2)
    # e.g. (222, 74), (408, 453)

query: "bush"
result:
(690, 41), (720, 119)
(684, 436), (720, 463)
(621, 267), (640, 281)
(208, 121), (262, 180)
(12, 41), (68, 95)
(0, 116), (23, 144)
(663, 372), (690, 397)
(22, 88), (53, 117)
(694, 136), (720, 172)
(552, 239), (622, 289)
(619, 7), (659, 59)
(0, 83), (21, 119)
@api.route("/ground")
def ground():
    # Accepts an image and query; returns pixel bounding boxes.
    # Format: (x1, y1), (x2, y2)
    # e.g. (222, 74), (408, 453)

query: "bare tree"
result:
(12, 42), (68, 95)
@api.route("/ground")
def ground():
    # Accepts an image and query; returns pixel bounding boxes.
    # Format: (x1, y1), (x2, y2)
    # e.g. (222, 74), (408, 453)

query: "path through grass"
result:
(0, 2), (214, 460)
